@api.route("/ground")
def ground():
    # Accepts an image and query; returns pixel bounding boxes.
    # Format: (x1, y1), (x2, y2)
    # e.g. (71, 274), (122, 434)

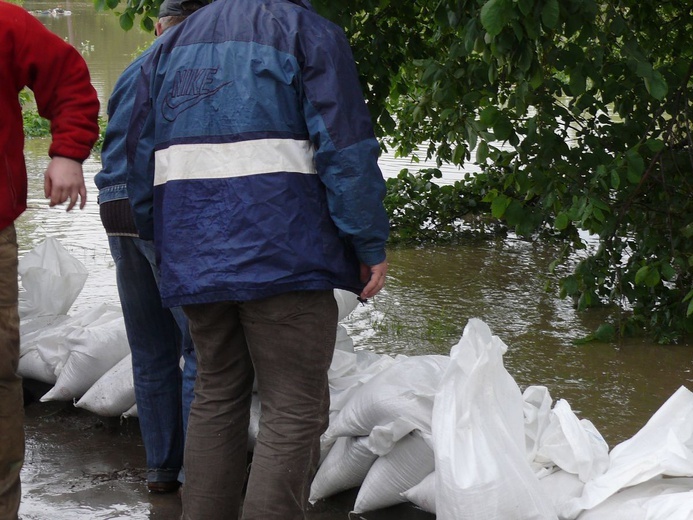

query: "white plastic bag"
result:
(18, 237), (88, 318)
(334, 289), (359, 321)
(326, 354), (449, 440)
(353, 430), (435, 514)
(75, 354), (135, 417)
(402, 471), (436, 514)
(40, 305), (130, 402)
(562, 386), (693, 519)
(576, 477), (693, 520)
(534, 399), (609, 483)
(310, 436), (377, 503)
(432, 318), (556, 520)
(18, 315), (70, 383)
(524, 385), (554, 465)
(328, 350), (396, 413)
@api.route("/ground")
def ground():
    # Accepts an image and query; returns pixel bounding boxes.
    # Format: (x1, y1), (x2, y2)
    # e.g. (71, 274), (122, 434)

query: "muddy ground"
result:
(19, 379), (434, 520)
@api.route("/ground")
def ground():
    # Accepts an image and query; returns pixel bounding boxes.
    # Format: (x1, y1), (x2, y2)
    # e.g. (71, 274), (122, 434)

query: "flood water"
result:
(14, 1), (693, 517)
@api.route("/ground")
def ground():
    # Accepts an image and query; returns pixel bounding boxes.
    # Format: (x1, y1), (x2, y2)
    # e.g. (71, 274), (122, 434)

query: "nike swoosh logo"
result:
(161, 82), (231, 122)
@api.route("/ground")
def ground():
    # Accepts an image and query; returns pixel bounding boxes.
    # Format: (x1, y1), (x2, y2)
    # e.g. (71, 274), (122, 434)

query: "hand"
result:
(359, 260), (388, 300)
(44, 156), (87, 211)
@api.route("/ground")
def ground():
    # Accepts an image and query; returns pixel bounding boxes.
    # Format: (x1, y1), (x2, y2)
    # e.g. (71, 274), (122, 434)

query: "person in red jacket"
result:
(0, 2), (99, 517)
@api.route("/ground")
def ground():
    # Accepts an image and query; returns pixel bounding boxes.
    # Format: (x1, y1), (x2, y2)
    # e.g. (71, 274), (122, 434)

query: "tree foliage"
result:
(98, 0), (693, 342)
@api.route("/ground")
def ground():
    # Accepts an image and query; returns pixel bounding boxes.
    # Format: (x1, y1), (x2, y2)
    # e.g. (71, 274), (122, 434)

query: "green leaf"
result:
(480, 0), (506, 37)
(594, 323), (616, 342)
(119, 11), (134, 30)
(452, 144), (466, 165)
(635, 265), (650, 286)
(688, 299), (693, 317)
(626, 151), (645, 184)
(610, 169), (620, 189)
(682, 223), (693, 239)
(569, 70), (586, 96)
(683, 289), (693, 303)
(555, 212), (569, 230)
(645, 139), (665, 153)
(476, 141), (489, 163)
(541, 0), (559, 30)
(517, 0), (533, 16)
(493, 115), (513, 141)
(491, 194), (511, 218)
(645, 268), (661, 288)
(660, 263), (676, 280)
(561, 275), (579, 296)
(644, 71), (668, 100)
(479, 106), (500, 127)
(505, 199), (525, 227)
(141, 15), (154, 32)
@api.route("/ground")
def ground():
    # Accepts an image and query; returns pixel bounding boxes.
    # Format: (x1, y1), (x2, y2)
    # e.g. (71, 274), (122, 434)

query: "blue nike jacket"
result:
(126, 0), (390, 307)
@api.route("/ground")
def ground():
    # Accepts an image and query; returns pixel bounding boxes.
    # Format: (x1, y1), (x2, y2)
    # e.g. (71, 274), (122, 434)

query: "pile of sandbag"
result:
(309, 321), (693, 520)
(16, 239), (693, 519)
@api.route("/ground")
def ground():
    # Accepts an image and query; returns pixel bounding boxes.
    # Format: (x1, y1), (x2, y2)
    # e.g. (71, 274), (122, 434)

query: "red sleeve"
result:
(15, 8), (100, 162)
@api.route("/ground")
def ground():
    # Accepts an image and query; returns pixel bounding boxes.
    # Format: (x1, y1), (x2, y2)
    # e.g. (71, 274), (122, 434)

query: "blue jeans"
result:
(108, 236), (196, 484)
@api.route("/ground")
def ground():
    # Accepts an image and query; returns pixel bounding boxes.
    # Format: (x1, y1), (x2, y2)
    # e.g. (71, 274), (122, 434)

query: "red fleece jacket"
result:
(0, 0), (100, 230)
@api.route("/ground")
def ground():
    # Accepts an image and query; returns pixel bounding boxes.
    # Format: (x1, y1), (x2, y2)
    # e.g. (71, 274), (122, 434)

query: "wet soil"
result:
(19, 379), (434, 520)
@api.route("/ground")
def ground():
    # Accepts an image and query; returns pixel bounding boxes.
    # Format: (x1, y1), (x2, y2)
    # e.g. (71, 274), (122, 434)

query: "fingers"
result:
(359, 260), (388, 300)
(47, 185), (85, 211)
(44, 157), (87, 211)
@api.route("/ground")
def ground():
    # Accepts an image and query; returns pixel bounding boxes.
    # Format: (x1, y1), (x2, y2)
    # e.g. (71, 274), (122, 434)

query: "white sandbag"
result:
(334, 289), (359, 321)
(432, 318), (556, 520)
(643, 487), (693, 520)
(535, 399), (609, 483)
(537, 469), (585, 517)
(30, 305), (123, 380)
(318, 411), (340, 464)
(353, 430), (435, 514)
(367, 419), (422, 456)
(310, 436), (377, 503)
(122, 403), (138, 418)
(40, 305), (130, 402)
(576, 477), (693, 520)
(17, 350), (56, 384)
(18, 315), (72, 382)
(18, 237), (88, 318)
(524, 385), (553, 465)
(402, 471), (436, 514)
(334, 324), (355, 353)
(325, 354), (449, 440)
(75, 354), (135, 417)
(328, 350), (396, 413)
(561, 386), (693, 519)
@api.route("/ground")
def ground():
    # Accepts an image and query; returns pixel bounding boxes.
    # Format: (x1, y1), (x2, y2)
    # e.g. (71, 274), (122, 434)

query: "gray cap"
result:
(158, 0), (210, 18)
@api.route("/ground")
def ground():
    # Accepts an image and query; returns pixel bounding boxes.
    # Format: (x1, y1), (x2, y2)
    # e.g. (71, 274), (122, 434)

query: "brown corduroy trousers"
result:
(0, 224), (23, 520)
(181, 290), (337, 520)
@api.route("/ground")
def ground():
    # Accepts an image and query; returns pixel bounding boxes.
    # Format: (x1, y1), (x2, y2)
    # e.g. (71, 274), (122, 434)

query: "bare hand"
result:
(359, 260), (388, 300)
(44, 156), (87, 211)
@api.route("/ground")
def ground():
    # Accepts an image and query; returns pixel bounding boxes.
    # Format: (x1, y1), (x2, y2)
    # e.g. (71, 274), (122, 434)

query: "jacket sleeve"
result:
(95, 53), (149, 200)
(17, 11), (99, 161)
(299, 22), (390, 267)
(125, 51), (158, 241)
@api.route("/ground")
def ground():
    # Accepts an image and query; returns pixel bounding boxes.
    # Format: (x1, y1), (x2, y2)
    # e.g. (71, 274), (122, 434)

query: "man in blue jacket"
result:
(126, 0), (390, 517)
(95, 0), (209, 495)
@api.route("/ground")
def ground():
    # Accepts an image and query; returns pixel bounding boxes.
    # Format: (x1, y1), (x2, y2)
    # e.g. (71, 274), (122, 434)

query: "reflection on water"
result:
(16, 1), (693, 451)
